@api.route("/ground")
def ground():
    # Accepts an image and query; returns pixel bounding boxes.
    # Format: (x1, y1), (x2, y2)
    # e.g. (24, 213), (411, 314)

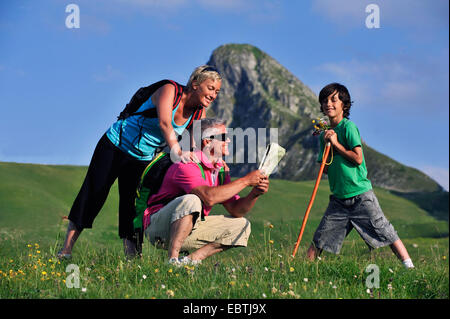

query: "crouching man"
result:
(143, 118), (269, 266)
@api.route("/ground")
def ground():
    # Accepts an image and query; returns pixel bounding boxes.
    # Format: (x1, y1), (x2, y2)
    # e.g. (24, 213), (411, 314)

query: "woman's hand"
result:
(218, 158), (230, 173)
(178, 150), (200, 164)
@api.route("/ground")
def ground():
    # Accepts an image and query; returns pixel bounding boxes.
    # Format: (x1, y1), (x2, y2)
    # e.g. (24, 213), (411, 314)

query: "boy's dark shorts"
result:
(312, 189), (399, 254)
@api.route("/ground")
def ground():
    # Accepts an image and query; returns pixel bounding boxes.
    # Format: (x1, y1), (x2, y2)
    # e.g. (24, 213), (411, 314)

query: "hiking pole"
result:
(291, 142), (331, 258)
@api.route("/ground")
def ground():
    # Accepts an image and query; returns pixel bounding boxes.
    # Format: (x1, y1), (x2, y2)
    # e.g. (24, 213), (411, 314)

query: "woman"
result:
(59, 65), (222, 258)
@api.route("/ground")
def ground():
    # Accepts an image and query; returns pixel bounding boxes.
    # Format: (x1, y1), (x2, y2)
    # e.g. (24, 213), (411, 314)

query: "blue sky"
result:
(0, 0), (448, 190)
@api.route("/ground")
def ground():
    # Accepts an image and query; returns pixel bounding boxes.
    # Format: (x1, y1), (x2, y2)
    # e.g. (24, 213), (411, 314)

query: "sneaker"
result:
(179, 256), (202, 266)
(168, 257), (182, 267)
(57, 250), (72, 260)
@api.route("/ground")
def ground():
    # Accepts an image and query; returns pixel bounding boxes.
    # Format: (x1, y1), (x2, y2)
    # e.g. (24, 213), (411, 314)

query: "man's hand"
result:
(223, 176), (269, 217)
(251, 177), (269, 197)
(244, 170), (266, 187)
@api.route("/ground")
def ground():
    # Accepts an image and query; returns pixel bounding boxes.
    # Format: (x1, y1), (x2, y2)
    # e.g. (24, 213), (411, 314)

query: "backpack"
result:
(132, 152), (226, 252)
(117, 79), (204, 148)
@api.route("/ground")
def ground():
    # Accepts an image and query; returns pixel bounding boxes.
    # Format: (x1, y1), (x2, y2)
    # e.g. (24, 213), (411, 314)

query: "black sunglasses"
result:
(202, 66), (220, 75)
(203, 133), (229, 142)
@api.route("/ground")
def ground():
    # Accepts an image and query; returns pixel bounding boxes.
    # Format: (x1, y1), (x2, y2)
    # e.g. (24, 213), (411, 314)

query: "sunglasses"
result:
(202, 66), (220, 75)
(203, 133), (229, 142)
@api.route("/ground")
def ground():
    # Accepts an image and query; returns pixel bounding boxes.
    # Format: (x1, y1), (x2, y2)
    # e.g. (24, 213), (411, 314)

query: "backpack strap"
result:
(136, 152), (168, 198)
(118, 80), (183, 120)
(196, 163), (206, 180)
(186, 107), (204, 130)
(118, 80), (184, 146)
(218, 167), (225, 185)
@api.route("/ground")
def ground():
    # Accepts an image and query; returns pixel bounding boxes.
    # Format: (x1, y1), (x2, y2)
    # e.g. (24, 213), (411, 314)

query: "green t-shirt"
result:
(317, 118), (372, 199)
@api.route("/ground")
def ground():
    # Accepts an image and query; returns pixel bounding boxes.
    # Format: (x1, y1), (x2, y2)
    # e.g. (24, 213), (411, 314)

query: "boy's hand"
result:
(324, 130), (338, 146)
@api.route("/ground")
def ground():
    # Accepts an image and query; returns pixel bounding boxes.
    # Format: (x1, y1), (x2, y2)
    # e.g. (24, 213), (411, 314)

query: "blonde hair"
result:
(186, 65), (222, 91)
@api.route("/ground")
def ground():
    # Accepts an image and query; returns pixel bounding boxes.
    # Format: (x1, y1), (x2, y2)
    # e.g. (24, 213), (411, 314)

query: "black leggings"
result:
(68, 134), (150, 240)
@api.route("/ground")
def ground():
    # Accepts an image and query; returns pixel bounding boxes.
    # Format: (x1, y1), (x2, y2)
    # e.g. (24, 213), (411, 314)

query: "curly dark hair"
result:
(318, 83), (352, 119)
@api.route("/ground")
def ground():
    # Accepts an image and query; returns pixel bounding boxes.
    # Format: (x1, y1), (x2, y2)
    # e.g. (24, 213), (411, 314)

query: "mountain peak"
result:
(205, 44), (443, 193)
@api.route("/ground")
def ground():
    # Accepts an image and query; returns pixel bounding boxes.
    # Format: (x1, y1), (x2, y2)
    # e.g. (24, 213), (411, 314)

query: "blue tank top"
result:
(106, 98), (193, 161)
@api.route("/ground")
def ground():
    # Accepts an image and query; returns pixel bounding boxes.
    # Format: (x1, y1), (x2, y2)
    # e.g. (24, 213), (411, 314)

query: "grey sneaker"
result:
(179, 256), (202, 266)
(57, 250), (72, 260)
(168, 257), (182, 267)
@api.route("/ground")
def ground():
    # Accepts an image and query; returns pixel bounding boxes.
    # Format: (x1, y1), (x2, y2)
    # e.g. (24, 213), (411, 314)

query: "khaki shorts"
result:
(144, 194), (251, 251)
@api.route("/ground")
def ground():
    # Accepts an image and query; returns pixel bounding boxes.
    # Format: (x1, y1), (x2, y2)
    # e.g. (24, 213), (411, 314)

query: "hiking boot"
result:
(123, 238), (141, 259)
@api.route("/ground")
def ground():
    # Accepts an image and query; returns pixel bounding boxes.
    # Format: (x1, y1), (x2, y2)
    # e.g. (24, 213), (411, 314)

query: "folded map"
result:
(258, 143), (286, 177)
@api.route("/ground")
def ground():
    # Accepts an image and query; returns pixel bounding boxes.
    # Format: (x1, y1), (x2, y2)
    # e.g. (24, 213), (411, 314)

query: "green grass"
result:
(0, 162), (448, 299)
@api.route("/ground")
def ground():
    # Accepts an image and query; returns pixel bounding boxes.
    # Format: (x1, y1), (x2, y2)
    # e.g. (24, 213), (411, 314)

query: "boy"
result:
(307, 83), (414, 269)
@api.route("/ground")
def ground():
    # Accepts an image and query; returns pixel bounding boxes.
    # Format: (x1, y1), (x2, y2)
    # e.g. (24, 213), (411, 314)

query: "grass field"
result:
(0, 162), (448, 300)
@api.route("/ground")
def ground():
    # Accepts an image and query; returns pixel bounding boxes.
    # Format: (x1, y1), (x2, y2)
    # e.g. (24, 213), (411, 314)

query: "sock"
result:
(402, 258), (414, 269)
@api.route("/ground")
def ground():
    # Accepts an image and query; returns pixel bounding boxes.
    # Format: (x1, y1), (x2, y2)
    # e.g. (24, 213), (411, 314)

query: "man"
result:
(143, 118), (269, 265)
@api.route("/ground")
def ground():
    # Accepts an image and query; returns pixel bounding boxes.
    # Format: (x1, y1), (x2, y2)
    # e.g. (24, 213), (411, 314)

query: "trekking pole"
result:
(291, 142), (331, 258)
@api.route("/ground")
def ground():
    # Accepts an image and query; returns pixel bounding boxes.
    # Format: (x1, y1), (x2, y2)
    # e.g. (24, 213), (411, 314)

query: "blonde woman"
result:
(59, 65), (222, 259)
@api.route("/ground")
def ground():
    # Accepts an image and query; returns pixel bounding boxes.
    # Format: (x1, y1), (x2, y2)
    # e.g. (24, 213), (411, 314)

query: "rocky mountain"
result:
(205, 43), (444, 195)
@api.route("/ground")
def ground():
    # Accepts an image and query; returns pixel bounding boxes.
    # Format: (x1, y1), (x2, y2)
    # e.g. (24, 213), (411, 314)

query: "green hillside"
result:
(0, 161), (447, 246)
(0, 161), (448, 299)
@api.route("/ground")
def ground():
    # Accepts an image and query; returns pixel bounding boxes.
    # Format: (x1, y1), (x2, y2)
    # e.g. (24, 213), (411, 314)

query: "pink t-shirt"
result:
(143, 151), (240, 229)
